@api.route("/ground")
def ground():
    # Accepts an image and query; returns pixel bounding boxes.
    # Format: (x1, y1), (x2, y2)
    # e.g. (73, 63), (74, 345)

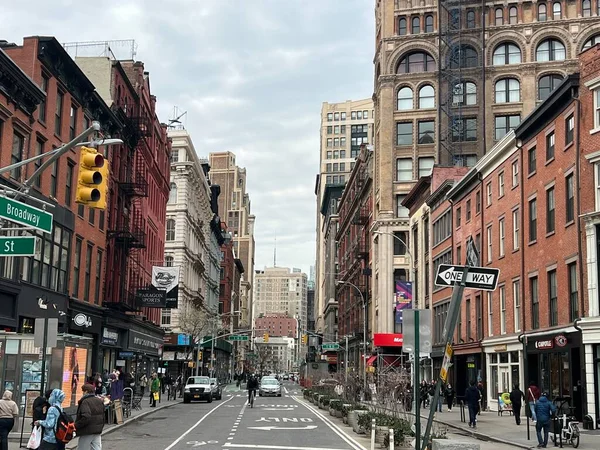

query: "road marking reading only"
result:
(255, 417), (313, 423)
(248, 425), (318, 431)
(223, 444), (349, 450)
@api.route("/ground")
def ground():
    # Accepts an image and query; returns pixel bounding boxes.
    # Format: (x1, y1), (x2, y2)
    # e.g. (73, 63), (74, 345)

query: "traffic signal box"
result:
(263, 333), (269, 343)
(76, 146), (109, 209)
(302, 334), (308, 344)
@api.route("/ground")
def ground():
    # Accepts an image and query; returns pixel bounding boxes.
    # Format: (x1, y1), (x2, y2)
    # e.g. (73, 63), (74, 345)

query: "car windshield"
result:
(187, 377), (209, 385)
(261, 379), (279, 385)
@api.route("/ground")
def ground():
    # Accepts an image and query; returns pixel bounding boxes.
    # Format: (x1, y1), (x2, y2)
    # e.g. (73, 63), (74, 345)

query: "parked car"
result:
(210, 378), (223, 400)
(183, 376), (213, 403)
(283, 373), (290, 381)
(259, 377), (282, 397)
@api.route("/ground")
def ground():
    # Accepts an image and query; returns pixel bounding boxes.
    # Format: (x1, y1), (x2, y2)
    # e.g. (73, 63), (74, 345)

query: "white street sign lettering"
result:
(248, 425), (318, 431)
(435, 264), (500, 291)
(256, 417), (313, 423)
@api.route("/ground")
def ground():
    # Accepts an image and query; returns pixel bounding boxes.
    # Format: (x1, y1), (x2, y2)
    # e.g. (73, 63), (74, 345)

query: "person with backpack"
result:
(34, 388), (74, 450)
(74, 384), (104, 450)
(32, 390), (53, 429)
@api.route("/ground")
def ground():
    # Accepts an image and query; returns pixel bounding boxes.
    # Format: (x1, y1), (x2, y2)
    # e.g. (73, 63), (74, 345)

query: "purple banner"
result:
(395, 281), (413, 324)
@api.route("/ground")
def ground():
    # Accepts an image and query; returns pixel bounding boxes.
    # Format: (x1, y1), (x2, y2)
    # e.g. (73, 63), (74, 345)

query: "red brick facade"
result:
(255, 314), (298, 338)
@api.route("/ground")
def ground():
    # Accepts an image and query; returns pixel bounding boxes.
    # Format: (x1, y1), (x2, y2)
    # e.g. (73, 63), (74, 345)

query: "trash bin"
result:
(583, 414), (593, 430)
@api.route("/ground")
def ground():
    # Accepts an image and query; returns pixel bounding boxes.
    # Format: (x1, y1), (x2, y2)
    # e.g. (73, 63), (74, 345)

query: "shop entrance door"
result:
(499, 367), (511, 395)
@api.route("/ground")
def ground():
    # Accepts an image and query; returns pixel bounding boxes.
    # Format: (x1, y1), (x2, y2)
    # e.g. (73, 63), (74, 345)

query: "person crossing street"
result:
(246, 374), (258, 408)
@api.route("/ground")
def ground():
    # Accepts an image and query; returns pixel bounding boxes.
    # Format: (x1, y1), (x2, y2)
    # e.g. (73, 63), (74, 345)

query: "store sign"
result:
(555, 334), (568, 347)
(162, 351), (176, 361)
(101, 328), (119, 346)
(152, 266), (179, 308)
(118, 351), (134, 359)
(136, 287), (167, 308)
(177, 334), (190, 346)
(128, 330), (163, 355)
(72, 313), (92, 328)
(535, 339), (554, 350)
(373, 333), (403, 347)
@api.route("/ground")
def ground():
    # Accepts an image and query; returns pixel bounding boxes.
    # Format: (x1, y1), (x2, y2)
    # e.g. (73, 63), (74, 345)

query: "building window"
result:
(476, 191), (481, 214)
(513, 280), (521, 332)
(531, 276), (539, 329)
(552, 1), (561, 19)
(327, 113), (333, 122)
(566, 173), (574, 223)
(84, 243), (93, 302)
(500, 285), (506, 334)
(55, 91), (64, 136)
(536, 39), (566, 62)
(99, 211), (104, 231)
(95, 249), (103, 304)
(161, 309), (171, 326)
(396, 158), (413, 181)
(334, 112), (340, 121)
(568, 262), (579, 321)
(453, 81), (477, 105)
(72, 238), (82, 298)
(393, 231), (407, 255)
(397, 87), (413, 110)
(166, 219), (176, 241)
(528, 146), (536, 175)
(78, 204), (84, 218)
(466, 199), (472, 221)
(499, 218), (505, 257)
(546, 131), (555, 160)
(486, 182), (492, 206)
(418, 121), (435, 144)
(583, 0), (592, 16)
(50, 161), (58, 197)
(34, 139), (43, 188)
(495, 115), (520, 141)
(419, 85), (435, 108)
(476, 295), (483, 339)
(452, 118), (477, 142)
(412, 16), (420, 33)
(39, 74), (48, 123)
(493, 43), (522, 65)
(425, 14), (434, 32)
(538, 74), (563, 101)
(396, 195), (409, 218)
(546, 186), (555, 233)
(65, 161), (74, 206)
(529, 198), (537, 242)
(169, 182), (177, 204)
(538, 3), (547, 21)
(466, 298), (472, 340)
(495, 7), (504, 25)
(512, 209), (520, 251)
(396, 122), (413, 145)
(418, 157), (434, 177)
(498, 172), (505, 197)
(548, 269), (558, 326)
(467, 10), (476, 28)
(511, 160), (519, 187)
(487, 291), (493, 336)
(583, 34), (600, 50)
(433, 211), (452, 246)
(327, 138), (332, 147)
(397, 52), (435, 73)
(495, 78), (520, 103)
(398, 17), (407, 35)
(450, 45), (478, 69)
(170, 149), (179, 164)
(11, 131), (24, 180)
(456, 207), (461, 228)
(565, 115), (574, 145)
(487, 225), (493, 262)
(509, 6), (518, 23)
(69, 105), (77, 140)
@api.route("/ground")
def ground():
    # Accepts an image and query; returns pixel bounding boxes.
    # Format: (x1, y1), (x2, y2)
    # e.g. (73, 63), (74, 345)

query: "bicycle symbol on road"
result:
(186, 440), (219, 447)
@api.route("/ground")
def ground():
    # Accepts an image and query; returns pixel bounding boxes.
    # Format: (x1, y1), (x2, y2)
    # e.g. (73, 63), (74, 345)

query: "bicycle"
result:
(551, 398), (580, 448)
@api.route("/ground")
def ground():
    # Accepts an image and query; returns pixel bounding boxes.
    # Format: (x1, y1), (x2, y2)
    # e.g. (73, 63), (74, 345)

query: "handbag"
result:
(529, 388), (536, 404)
(153, 392), (159, 401)
(27, 425), (42, 449)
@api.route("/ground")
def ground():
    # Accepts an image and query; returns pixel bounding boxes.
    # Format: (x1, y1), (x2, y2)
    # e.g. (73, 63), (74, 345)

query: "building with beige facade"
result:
(315, 99), (374, 334)
(371, 0), (598, 336)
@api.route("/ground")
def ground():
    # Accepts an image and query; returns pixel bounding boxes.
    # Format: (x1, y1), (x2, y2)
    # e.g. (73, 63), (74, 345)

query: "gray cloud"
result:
(2, 0), (374, 275)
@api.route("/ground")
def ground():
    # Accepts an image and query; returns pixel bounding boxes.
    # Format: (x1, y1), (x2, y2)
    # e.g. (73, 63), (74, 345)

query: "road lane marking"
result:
(163, 395), (235, 450)
(293, 397), (366, 450)
(248, 425), (318, 431)
(223, 444), (349, 450)
(283, 386), (289, 394)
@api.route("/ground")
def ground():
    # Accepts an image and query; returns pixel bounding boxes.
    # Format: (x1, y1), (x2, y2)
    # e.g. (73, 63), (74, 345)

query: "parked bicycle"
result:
(551, 397), (580, 448)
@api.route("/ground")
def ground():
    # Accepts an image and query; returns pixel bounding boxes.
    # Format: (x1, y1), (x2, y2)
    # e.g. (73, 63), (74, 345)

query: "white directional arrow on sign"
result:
(434, 264), (500, 291)
(248, 425), (318, 431)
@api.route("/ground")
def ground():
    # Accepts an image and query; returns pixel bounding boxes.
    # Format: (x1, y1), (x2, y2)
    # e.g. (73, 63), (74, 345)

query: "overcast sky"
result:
(2, 0), (374, 276)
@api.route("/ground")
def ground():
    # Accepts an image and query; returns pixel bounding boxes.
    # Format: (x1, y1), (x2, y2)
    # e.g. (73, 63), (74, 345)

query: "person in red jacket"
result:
(527, 381), (541, 423)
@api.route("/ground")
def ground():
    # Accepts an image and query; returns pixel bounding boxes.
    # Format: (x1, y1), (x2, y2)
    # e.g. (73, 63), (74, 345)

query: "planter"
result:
(335, 410), (343, 418)
(329, 407), (335, 416)
(343, 416), (348, 424)
(351, 410), (368, 434)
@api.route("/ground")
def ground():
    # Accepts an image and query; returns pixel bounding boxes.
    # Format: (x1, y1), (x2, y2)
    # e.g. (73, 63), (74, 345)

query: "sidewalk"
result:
(9, 396), (181, 450)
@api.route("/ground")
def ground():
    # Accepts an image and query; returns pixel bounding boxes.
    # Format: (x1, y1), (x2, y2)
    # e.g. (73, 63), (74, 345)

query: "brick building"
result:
(255, 314), (298, 339)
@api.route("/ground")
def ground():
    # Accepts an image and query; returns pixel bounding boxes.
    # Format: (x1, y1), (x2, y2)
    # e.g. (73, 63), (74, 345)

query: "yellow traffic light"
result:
(263, 333), (269, 343)
(76, 146), (109, 209)
(302, 334), (308, 344)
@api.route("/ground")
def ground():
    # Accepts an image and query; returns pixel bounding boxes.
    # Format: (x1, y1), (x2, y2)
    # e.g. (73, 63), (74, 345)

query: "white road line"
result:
(283, 386), (289, 394)
(293, 397), (366, 450)
(163, 395), (235, 450)
(223, 444), (350, 450)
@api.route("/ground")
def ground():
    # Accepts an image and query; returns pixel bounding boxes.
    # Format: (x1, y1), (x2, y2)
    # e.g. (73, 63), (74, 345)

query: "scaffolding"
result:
(62, 39), (137, 61)
(437, 0), (487, 166)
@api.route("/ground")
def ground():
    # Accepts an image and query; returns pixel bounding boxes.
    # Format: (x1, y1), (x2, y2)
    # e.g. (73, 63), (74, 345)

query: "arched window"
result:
(168, 182), (177, 204)
(398, 17), (407, 35)
(412, 16), (420, 34)
(450, 45), (478, 69)
(453, 81), (477, 105)
(583, 0), (592, 16)
(165, 255), (174, 267)
(538, 74), (564, 100)
(495, 8), (504, 25)
(397, 52), (435, 73)
(583, 34), (600, 50)
(466, 10), (476, 28)
(509, 7), (518, 24)
(418, 85), (435, 108)
(493, 43), (522, 65)
(538, 3), (547, 21)
(553, 2), (561, 19)
(495, 78), (521, 103)
(397, 87), (413, 110)
(536, 39), (566, 61)
(166, 219), (176, 241)
(425, 15), (434, 33)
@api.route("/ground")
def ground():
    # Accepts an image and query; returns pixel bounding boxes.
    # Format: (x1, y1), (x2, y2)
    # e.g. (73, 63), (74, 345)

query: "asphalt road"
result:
(100, 382), (368, 450)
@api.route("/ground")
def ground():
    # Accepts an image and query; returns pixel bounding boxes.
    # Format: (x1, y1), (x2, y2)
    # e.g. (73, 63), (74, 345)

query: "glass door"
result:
(499, 367), (510, 394)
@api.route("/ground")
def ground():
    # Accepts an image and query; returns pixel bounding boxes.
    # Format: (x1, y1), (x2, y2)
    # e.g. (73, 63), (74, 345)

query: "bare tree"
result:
(255, 345), (273, 374)
(178, 301), (212, 343)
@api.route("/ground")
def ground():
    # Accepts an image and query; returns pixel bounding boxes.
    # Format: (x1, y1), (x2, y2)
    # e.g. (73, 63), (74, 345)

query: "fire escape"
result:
(106, 103), (150, 310)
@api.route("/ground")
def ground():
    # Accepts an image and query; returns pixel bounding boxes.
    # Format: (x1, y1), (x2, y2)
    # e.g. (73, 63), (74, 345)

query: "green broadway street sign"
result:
(322, 343), (340, 351)
(246, 353), (257, 358)
(228, 335), (249, 341)
(0, 236), (36, 256)
(0, 197), (53, 234)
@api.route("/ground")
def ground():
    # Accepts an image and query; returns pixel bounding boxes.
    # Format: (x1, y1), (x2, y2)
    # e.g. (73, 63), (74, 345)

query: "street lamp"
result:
(336, 280), (367, 398)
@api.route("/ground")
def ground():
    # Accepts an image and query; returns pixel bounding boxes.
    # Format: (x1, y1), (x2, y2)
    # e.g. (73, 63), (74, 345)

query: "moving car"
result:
(283, 373), (289, 381)
(183, 376), (213, 403)
(259, 377), (282, 397)
(210, 378), (223, 400)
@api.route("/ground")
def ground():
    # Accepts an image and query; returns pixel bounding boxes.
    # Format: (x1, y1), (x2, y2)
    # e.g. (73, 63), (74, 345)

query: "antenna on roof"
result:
(168, 106), (187, 129)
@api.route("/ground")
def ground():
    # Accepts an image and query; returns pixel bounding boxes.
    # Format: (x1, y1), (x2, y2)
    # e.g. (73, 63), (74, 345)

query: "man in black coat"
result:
(509, 384), (525, 425)
(464, 380), (481, 428)
(75, 384), (105, 450)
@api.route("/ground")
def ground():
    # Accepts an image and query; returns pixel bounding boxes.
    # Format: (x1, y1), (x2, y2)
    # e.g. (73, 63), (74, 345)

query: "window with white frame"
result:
(513, 279), (521, 332)
(487, 225), (493, 263)
(512, 160), (519, 187)
(595, 89), (600, 129)
(498, 172), (505, 197)
(418, 157), (435, 177)
(512, 209), (520, 250)
(487, 291), (493, 336)
(499, 218), (505, 257)
(595, 163), (600, 211)
(500, 285), (506, 334)
(161, 309), (171, 326)
(486, 182), (492, 206)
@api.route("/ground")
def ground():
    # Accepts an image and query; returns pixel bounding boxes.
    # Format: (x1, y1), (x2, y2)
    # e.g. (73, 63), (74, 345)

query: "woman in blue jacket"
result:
(34, 389), (65, 450)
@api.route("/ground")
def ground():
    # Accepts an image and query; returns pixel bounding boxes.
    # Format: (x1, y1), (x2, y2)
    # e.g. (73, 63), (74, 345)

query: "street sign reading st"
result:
(435, 264), (500, 291)
(0, 197), (53, 234)
(321, 343), (339, 351)
(0, 236), (36, 256)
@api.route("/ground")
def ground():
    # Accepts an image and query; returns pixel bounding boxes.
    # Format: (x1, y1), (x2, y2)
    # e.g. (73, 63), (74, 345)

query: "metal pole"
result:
(363, 290), (367, 399)
(371, 418), (376, 450)
(389, 428), (395, 450)
(230, 312), (235, 381)
(210, 319), (216, 379)
(415, 310), (421, 450)
(39, 317), (48, 394)
(345, 335), (349, 385)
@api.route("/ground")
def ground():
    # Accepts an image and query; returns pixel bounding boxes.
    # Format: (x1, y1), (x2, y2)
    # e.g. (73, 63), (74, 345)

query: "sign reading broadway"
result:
(0, 197), (53, 234)
(435, 264), (500, 291)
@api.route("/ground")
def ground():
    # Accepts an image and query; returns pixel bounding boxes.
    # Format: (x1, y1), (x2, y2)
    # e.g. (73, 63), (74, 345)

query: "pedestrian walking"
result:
(150, 373), (160, 407)
(534, 392), (557, 448)
(527, 381), (541, 423)
(509, 383), (525, 425)
(0, 390), (18, 450)
(464, 380), (481, 428)
(139, 374), (148, 396)
(444, 384), (455, 412)
(34, 388), (66, 450)
(74, 384), (105, 450)
(32, 390), (52, 429)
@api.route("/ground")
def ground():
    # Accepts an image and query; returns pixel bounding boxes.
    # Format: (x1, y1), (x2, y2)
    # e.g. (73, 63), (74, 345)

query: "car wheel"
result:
(207, 396), (213, 403)
(218, 394), (222, 400)
(277, 393), (282, 397)
(183, 395), (191, 404)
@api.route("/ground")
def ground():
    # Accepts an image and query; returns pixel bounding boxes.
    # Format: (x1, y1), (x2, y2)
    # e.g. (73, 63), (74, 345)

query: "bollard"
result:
(371, 418), (376, 450)
(389, 428), (394, 450)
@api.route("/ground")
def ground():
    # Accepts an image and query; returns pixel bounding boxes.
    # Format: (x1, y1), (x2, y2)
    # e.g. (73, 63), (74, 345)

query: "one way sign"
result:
(435, 264), (500, 291)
